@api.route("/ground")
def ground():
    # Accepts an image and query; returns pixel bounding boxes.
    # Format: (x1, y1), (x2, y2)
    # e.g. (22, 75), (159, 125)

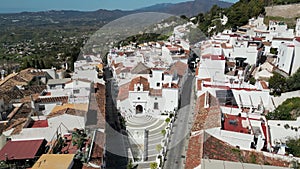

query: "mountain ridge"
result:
(0, 0), (233, 17)
(137, 0), (232, 17)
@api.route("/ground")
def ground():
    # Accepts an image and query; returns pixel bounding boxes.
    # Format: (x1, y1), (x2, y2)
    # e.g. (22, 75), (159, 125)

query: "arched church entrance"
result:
(136, 105), (143, 114)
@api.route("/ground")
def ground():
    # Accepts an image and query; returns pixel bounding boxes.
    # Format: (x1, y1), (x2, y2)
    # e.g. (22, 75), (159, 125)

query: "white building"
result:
(36, 78), (92, 115)
(64, 79), (91, 103)
(249, 15), (268, 32)
(8, 114), (85, 141)
(117, 73), (179, 117)
(73, 55), (104, 83)
(47, 78), (71, 90)
(277, 39), (300, 75)
(232, 41), (259, 65)
(271, 37), (294, 49)
(268, 117), (300, 152)
(253, 61), (275, 80)
(269, 20), (294, 38)
(196, 54), (226, 81)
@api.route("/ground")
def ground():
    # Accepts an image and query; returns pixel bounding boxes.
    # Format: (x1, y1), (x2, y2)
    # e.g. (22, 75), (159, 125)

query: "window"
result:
(154, 102), (159, 109)
(39, 105), (45, 111)
(73, 89), (80, 94)
(162, 73), (164, 80)
(155, 97), (157, 100)
(137, 97), (140, 100)
(137, 87), (141, 91)
(156, 83), (160, 87)
(50, 85), (55, 89)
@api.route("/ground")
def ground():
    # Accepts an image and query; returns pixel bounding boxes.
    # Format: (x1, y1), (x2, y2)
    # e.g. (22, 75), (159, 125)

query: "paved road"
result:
(163, 72), (195, 169)
(104, 67), (129, 169)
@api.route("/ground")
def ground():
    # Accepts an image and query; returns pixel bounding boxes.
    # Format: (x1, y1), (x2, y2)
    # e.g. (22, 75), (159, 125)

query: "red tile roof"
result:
(192, 93), (221, 132)
(90, 130), (105, 166)
(195, 67), (199, 76)
(0, 139), (46, 160)
(273, 37), (293, 41)
(202, 54), (225, 60)
(197, 80), (202, 91)
(203, 133), (290, 167)
(168, 61), (188, 77)
(149, 89), (162, 96)
(28, 120), (49, 128)
(167, 46), (180, 51)
(221, 43), (233, 49)
(253, 37), (262, 41)
(61, 133), (79, 154)
(223, 114), (250, 134)
(186, 93), (221, 169)
(162, 83), (179, 89)
(35, 96), (68, 104)
(129, 76), (149, 91)
(260, 81), (269, 89)
(203, 84), (260, 91)
(117, 82), (130, 101)
(185, 132), (203, 169)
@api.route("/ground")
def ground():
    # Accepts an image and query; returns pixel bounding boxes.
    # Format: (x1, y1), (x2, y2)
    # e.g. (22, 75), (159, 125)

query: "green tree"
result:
(150, 162), (158, 169)
(165, 118), (170, 123)
(287, 138), (300, 157)
(127, 160), (134, 169)
(269, 72), (287, 95)
(161, 129), (166, 136)
(266, 97), (300, 120)
(156, 144), (162, 153)
(287, 68), (300, 92)
(249, 77), (256, 85)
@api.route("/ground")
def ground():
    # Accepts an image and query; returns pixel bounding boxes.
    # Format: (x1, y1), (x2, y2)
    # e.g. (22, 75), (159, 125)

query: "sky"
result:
(0, 0), (239, 13)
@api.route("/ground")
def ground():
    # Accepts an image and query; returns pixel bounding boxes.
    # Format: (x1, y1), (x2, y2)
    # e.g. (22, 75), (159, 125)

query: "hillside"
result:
(0, 0), (232, 72)
(265, 3), (300, 18)
(137, 0), (232, 17)
(0, 0), (233, 31)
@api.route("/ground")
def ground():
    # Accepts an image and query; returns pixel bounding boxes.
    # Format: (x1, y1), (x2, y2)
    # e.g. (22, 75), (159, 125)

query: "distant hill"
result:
(137, 0), (233, 17)
(0, 0), (233, 29)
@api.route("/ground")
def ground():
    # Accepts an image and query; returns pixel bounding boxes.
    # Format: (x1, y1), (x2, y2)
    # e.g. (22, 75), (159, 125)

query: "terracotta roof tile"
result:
(35, 96), (68, 104)
(129, 76), (149, 91)
(0, 139), (47, 160)
(197, 80), (202, 91)
(168, 61), (188, 77)
(131, 62), (151, 74)
(185, 133), (203, 169)
(90, 130), (105, 166)
(260, 81), (269, 89)
(192, 93), (220, 132)
(4, 103), (32, 135)
(149, 89), (162, 96)
(162, 83), (179, 89)
(117, 82), (130, 101)
(203, 132), (290, 167)
(27, 120), (49, 128)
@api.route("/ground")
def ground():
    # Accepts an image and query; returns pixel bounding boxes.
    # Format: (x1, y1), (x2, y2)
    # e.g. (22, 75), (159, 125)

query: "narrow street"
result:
(163, 72), (195, 169)
(104, 67), (128, 169)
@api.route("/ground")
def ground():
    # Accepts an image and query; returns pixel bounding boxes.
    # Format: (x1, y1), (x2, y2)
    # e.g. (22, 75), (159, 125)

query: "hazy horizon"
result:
(0, 0), (238, 14)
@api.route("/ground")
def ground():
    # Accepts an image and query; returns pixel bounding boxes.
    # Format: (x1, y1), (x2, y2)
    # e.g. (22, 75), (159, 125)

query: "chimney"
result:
(204, 91), (210, 108)
(1, 70), (5, 81)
